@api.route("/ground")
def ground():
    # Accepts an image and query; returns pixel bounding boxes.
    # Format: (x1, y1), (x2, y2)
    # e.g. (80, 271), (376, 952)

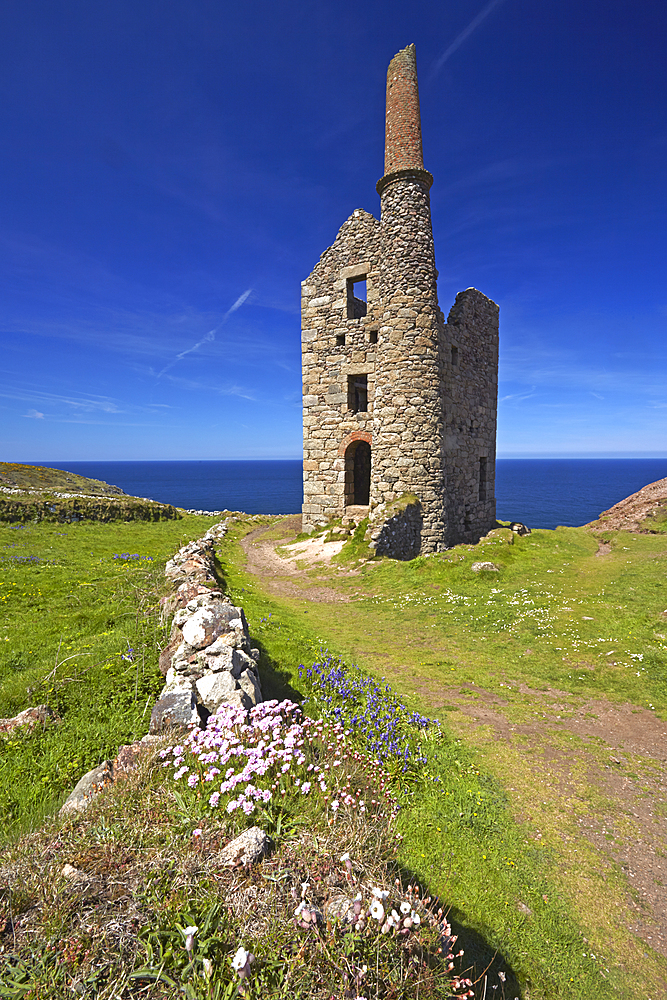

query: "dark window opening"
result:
(451, 345), (459, 366)
(369, 330), (378, 344)
(344, 440), (371, 506)
(348, 374), (368, 413)
(479, 457), (487, 502)
(346, 277), (367, 319)
(336, 333), (346, 347)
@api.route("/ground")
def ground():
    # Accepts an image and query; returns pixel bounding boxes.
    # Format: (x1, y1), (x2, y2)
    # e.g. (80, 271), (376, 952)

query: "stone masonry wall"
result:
(372, 172), (446, 552)
(301, 43), (499, 553)
(301, 210), (381, 531)
(441, 289), (499, 545)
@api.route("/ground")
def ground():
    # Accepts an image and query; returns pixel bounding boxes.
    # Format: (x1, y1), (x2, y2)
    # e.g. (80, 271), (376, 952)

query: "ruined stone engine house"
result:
(301, 44), (499, 554)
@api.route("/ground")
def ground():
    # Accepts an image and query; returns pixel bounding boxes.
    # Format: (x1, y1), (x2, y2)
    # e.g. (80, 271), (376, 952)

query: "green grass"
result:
(0, 515), (222, 839)
(2, 512), (667, 998)
(213, 516), (667, 999)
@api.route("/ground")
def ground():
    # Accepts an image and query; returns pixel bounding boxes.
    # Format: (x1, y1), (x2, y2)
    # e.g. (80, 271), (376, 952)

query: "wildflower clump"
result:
(159, 698), (397, 828)
(299, 654), (442, 783)
(280, 859), (475, 998)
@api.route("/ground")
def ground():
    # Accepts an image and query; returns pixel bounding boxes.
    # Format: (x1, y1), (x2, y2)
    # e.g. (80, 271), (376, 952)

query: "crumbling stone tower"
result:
(301, 44), (499, 553)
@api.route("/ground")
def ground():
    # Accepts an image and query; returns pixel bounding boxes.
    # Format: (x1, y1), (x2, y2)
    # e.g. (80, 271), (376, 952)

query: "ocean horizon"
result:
(20, 457), (667, 531)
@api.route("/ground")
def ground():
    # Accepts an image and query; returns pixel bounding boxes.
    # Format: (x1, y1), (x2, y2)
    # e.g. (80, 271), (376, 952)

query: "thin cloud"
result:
(157, 288), (252, 378)
(24, 408), (45, 419)
(0, 387), (122, 413)
(159, 370), (256, 401)
(432, 0), (508, 76)
(499, 389), (537, 403)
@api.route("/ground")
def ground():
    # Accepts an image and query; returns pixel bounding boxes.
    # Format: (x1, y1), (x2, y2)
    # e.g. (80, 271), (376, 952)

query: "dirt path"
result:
(421, 683), (667, 958)
(239, 518), (667, 966)
(240, 516), (353, 603)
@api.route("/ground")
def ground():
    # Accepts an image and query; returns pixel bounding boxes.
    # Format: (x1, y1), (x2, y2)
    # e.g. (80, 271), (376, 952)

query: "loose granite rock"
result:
(471, 561), (499, 572)
(218, 826), (272, 867)
(0, 705), (56, 736)
(60, 761), (114, 816)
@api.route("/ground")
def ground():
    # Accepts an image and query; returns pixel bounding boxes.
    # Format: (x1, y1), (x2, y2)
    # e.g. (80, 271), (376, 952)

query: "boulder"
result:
(60, 761), (114, 815)
(0, 704), (56, 736)
(471, 561), (500, 572)
(217, 826), (272, 866)
(150, 689), (200, 732)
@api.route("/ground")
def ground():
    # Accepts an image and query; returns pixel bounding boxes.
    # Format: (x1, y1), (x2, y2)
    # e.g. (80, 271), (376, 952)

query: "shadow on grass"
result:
(399, 856), (523, 997)
(253, 637), (303, 705)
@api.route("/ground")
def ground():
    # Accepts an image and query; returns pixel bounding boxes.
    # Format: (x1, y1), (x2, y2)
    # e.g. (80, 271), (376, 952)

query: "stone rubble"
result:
(366, 495), (423, 561)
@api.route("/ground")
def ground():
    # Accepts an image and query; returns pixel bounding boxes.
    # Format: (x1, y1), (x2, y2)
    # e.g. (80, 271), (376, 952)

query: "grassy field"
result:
(1, 512), (666, 998)
(0, 515), (221, 838)
(216, 516), (667, 999)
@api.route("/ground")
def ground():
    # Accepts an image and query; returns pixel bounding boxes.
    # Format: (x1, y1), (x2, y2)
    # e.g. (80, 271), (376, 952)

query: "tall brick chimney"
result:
(384, 43), (424, 175)
(300, 43), (499, 553)
(372, 44), (445, 552)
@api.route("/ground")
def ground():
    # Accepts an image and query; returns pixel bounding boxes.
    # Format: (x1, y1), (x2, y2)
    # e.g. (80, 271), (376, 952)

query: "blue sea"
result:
(30, 458), (667, 531)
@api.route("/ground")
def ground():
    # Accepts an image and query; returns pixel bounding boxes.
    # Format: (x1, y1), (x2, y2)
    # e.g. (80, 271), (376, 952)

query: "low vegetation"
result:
(1, 506), (666, 998)
(0, 462), (180, 523)
(0, 515), (218, 838)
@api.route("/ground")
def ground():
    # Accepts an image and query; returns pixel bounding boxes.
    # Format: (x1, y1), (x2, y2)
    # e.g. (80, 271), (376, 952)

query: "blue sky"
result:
(1, 0), (665, 461)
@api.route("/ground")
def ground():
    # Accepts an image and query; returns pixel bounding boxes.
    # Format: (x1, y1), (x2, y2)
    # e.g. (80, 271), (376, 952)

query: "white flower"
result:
(231, 946), (252, 972)
(202, 957), (213, 979)
(183, 925), (198, 952)
(371, 887), (389, 900)
(369, 899), (385, 922)
(340, 852), (350, 862)
(411, 910), (421, 925)
(400, 901), (411, 914)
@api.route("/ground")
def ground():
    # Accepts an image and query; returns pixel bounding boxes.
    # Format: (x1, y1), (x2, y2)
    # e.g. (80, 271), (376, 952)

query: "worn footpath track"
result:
(239, 517), (667, 971)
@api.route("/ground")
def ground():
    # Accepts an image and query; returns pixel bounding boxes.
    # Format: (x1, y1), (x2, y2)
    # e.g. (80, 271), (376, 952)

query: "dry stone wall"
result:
(151, 520), (262, 731)
(58, 519), (263, 815)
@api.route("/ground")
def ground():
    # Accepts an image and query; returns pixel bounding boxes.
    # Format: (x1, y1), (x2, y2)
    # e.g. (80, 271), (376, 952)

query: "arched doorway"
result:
(344, 440), (371, 506)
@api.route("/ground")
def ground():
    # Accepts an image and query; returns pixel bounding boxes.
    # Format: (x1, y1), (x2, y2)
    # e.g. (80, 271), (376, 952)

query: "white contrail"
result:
(157, 288), (252, 378)
(432, 0), (507, 75)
